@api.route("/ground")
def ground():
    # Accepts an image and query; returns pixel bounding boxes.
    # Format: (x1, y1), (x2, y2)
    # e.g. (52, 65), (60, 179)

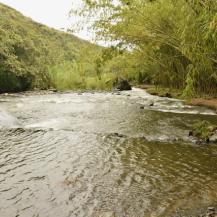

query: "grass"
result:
(145, 86), (183, 98)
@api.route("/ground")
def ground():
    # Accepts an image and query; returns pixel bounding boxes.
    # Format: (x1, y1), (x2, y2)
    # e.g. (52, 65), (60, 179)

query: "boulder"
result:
(189, 131), (193, 137)
(210, 133), (217, 143)
(115, 78), (132, 91)
(165, 92), (172, 98)
(49, 88), (58, 93)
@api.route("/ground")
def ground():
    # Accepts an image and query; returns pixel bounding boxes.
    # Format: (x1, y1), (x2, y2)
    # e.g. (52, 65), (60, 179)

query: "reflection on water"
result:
(0, 89), (217, 217)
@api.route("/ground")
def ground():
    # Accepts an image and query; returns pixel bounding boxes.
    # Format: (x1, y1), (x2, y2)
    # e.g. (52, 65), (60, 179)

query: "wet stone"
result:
(115, 78), (132, 91)
(165, 92), (172, 98)
(203, 207), (217, 217)
(210, 134), (217, 143)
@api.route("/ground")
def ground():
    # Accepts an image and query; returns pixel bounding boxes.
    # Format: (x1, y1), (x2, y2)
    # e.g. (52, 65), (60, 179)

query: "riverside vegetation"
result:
(0, 3), (105, 92)
(0, 3), (142, 92)
(72, 0), (217, 98)
(1, 1), (217, 98)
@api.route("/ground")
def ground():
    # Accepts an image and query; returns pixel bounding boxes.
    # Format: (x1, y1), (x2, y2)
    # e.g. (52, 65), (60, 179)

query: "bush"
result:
(192, 121), (215, 141)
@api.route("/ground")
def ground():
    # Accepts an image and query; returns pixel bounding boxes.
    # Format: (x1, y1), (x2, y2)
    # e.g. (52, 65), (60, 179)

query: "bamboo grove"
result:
(74, 0), (217, 97)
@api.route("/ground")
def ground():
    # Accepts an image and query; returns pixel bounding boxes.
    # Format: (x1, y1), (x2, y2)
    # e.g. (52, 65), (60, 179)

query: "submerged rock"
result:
(111, 132), (127, 138)
(202, 207), (217, 217)
(50, 88), (58, 93)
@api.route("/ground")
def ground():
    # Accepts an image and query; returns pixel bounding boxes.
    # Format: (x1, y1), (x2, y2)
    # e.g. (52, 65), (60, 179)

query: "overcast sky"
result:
(0, 0), (92, 41)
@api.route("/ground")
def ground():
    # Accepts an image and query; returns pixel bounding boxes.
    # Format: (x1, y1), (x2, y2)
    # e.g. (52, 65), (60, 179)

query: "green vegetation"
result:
(49, 45), (119, 91)
(1, 1), (217, 95)
(0, 3), (104, 92)
(191, 121), (217, 142)
(49, 61), (115, 91)
(73, 0), (217, 97)
(49, 44), (142, 90)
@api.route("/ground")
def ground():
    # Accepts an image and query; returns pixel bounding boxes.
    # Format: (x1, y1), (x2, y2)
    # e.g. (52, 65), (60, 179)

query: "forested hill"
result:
(0, 3), (99, 92)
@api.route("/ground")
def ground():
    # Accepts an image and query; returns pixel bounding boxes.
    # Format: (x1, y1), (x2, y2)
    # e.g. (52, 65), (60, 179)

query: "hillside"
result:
(0, 3), (99, 92)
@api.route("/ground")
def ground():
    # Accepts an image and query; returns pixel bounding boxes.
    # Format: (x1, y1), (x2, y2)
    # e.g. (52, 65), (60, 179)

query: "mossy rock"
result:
(115, 78), (132, 91)
(189, 120), (217, 144)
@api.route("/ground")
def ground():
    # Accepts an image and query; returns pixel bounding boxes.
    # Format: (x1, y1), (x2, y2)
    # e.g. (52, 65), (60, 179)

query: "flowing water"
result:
(0, 88), (217, 217)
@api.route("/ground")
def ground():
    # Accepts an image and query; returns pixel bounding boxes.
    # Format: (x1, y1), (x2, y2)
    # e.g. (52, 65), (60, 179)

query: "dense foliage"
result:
(1, 1), (217, 95)
(48, 46), (115, 90)
(0, 3), (99, 92)
(73, 0), (217, 97)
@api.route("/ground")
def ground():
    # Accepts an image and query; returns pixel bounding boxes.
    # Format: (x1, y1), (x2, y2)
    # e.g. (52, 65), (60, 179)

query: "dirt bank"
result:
(189, 98), (217, 113)
(136, 85), (217, 114)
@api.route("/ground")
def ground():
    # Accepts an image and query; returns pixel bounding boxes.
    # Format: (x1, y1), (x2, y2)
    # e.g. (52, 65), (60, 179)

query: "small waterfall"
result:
(0, 107), (19, 128)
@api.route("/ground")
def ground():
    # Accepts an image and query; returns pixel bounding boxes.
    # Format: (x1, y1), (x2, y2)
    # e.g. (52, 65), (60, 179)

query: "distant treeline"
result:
(0, 3), (100, 92)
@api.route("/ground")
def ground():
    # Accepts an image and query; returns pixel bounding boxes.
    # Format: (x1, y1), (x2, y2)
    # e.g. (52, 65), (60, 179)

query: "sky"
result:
(0, 0), (92, 41)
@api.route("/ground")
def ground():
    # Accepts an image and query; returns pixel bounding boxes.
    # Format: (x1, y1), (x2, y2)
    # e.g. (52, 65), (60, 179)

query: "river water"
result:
(0, 88), (217, 217)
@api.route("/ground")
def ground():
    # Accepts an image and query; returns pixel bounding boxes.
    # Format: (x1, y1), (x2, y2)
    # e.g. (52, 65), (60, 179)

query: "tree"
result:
(72, 0), (217, 96)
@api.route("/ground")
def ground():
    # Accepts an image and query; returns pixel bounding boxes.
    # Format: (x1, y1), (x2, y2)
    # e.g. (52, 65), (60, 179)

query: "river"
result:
(0, 88), (217, 217)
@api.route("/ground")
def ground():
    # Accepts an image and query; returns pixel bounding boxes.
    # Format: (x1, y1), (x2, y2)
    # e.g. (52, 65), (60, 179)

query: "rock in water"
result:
(189, 131), (193, 136)
(204, 207), (216, 217)
(210, 134), (217, 143)
(115, 78), (132, 91)
(165, 92), (172, 98)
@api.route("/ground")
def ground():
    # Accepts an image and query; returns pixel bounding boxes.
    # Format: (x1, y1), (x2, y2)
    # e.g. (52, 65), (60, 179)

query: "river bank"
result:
(137, 84), (217, 114)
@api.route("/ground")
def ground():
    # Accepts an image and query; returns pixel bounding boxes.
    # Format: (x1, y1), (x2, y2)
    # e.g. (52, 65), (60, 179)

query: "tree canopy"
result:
(73, 0), (217, 97)
(0, 3), (98, 92)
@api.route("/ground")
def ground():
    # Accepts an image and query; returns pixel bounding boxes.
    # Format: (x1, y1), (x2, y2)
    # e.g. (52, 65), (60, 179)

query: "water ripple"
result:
(0, 91), (217, 217)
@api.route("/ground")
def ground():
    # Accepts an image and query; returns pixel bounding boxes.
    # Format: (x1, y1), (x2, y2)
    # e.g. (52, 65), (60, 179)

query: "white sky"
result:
(0, 0), (92, 41)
